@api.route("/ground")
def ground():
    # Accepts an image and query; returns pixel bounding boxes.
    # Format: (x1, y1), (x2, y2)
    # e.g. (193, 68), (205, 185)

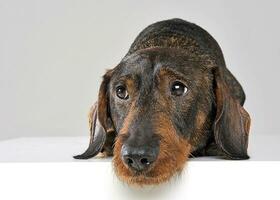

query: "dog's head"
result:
(78, 47), (250, 185)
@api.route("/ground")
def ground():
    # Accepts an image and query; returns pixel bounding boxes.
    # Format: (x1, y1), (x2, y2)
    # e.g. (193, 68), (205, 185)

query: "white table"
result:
(0, 135), (279, 200)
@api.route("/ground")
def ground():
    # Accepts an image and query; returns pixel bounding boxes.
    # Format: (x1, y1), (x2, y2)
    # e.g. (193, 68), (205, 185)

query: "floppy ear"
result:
(97, 70), (115, 134)
(74, 70), (115, 159)
(213, 67), (251, 160)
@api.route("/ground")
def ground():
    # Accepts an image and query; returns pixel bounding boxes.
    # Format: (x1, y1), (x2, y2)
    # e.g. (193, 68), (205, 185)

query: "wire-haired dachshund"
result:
(74, 18), (251, 186)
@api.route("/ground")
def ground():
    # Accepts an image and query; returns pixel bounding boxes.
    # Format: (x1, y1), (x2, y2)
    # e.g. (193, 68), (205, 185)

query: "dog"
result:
(74, 18), (251, 186)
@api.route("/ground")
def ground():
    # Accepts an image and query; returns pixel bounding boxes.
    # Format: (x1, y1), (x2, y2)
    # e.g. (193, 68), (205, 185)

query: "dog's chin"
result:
(112, 156), (187, 186)
(113, 129), (191, 186)
(116, 172), (178, 186)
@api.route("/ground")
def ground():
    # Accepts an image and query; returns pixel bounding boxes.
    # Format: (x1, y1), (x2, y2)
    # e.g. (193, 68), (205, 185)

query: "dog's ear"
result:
(74, 70), (115, 159)
(213, 67), (251, 160)
(97, 70), (115, 134)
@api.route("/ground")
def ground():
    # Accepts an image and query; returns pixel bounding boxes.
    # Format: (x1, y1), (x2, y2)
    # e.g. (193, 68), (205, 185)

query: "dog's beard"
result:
(112, 136), (190, 186)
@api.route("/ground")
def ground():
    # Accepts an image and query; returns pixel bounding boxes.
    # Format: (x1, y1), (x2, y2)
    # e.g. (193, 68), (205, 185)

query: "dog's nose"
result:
(121, 145), (159, 171)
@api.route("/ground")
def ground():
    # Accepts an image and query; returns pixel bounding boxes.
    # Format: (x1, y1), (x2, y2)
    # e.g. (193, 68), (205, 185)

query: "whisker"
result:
(189, 152), (196, 158)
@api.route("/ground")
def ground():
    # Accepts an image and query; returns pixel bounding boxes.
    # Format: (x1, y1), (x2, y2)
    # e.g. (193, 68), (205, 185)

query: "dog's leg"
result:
(203, 142), (227, 157)
(190, 142), (227, 158)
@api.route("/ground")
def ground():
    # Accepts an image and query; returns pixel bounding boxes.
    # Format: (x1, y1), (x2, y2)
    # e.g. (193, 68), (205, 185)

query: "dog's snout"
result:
(121, 144), (159, 171)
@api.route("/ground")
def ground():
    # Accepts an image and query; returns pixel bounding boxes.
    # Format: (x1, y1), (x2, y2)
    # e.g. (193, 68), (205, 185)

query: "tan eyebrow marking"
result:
(155, 67), (190, 82)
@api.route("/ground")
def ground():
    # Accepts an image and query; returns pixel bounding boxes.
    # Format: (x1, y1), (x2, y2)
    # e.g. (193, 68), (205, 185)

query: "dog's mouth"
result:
(114, 165), (185, 186)
(132, 164), (183, 184)
(112, 117), (191, 186)
(113, 152), (189, 186)
(125, 160), (157, 177)
(119, 171), (178, 186)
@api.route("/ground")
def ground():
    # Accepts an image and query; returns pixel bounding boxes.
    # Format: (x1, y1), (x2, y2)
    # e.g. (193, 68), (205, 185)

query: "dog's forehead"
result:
(113, 48), (206, 81)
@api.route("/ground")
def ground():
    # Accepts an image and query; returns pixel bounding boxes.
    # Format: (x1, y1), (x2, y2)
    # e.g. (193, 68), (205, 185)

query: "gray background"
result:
(0, 0), (279, 140)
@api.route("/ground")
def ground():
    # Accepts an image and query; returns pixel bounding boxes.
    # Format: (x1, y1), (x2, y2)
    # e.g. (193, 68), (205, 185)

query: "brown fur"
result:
(113, 113), (190, 186)
(119, 101), (137, 136)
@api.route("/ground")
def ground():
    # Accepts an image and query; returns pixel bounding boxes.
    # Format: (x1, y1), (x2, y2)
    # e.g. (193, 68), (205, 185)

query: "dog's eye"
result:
(116, 86), (129, 100)
(171, 81), (188, 96)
